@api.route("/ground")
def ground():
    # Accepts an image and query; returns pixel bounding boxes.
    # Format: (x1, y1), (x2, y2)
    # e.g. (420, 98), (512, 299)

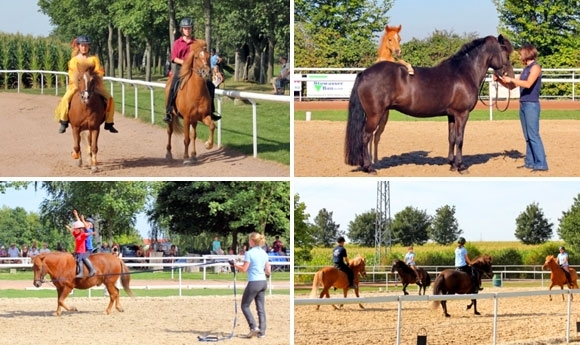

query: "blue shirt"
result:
(210, 54), (220, 69)
(404, 252), (416, 266)
(455, 246), (468, 267)
(519, 61), (541, 103)
(85, 227), (94, 251)
(244, 246), (269, 282)
(558, 252), (569, 267)
(212, 240), (221, 252)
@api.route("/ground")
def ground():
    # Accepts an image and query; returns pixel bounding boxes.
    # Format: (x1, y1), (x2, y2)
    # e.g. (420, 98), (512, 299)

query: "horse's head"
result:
(542, 255), (556, 270)
(182, 40), (211, 80)
(75, 63), (99, 104)
(350, 255), (367, 278)
(490, 35), (515, 79)
(390, 259), (403, 273)
(32, 254), (47, 288)
(377, 25), (402, 62)
(472, 254), (493, 278)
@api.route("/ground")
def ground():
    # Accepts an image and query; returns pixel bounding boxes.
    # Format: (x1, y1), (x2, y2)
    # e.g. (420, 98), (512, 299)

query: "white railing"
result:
(0, 69), (291, 158)
(295, 289), (578, 345)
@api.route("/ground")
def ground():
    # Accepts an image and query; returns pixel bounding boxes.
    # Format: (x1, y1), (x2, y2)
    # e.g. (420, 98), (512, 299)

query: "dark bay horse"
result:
(391, 259), (431, 295)
(165, 39), (214, 165)
(309, 255), (366, 310)
(32, 252), (133, 316)
(431, 255), (493, 317)
(69, 62), (106, 173)
(542, 255), (579, 301)
(345, 35), (515, 174)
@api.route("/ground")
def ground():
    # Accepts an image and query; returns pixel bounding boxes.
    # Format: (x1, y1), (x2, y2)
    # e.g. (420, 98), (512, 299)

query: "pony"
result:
(371, 24), (414, 165)
(431, 255), (493, 317)
(345, 35), (515, 174)
(32, 252), (134, 316)
(68, 62), (106, 173)
(165, 39), (214, 165)
(309, 255), (366, 310)
(542, 255), (578, 301)
(390, 259), (431, 295)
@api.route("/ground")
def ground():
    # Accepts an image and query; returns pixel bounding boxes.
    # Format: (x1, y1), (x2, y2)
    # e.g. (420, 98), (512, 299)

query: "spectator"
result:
(232, 232), (271, 339)
(29, 242), (40, 257)
(239, 244), (247, 255)
(0, 245), (7, 258)
(21, 244), (29, 258)
(101, 242), (111, 253)
(212, 236), (224, 255)
(111, 244), (120, 257)
(56, 242), (65, 252)
(210, 48), (224, 87)
(167, 244), (178, 257)
(272, 236), (284, 255)
(8, 243), (19, 263)
(271, 55), (290, 95)
(39, 242), (51, 254)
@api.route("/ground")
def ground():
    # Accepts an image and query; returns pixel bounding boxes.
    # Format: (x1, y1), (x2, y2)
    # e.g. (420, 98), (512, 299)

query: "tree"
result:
(347, 209), (379, 246)
(294, 194), (314, 263)
(149, 181), (289, 253)
(429, 205), (462, 245)
(403, 30), (478, 67)
(558, 194), (580, 251)
(311, 208), (342, 247)
(294, 0), (394, 67)
(514, 202), (553, 244)
(390, 206), (431, 246)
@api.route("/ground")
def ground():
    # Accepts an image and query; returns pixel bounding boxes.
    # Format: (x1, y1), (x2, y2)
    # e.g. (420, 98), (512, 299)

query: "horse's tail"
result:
(424, 270), (432, 287)
(344, 72), (366, 166)
(172, 113), (184, 134)
(119, 260), (134, 298)
(309, 270), (323, 298)
(431, 273), (444, 309)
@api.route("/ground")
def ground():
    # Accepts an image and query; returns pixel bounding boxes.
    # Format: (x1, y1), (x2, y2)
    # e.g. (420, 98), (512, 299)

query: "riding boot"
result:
(206, 80), (221, 121)
(104, 122), (118, 133)
(58, 120), (69, 133)
(82, 257), (96, 277)
(75, 260), (84, 278)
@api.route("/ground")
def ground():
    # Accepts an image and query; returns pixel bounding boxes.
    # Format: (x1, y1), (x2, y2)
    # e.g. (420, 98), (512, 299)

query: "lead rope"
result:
(197, 265), (238, 342)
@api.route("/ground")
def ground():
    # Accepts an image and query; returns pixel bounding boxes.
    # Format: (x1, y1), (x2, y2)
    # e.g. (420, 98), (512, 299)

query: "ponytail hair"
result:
(249, 232), (265, 247)
(71, 38), (79, 57)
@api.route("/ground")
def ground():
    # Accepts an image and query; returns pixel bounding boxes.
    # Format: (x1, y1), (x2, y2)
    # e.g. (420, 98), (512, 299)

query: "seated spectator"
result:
(0, 245), (7, 258)
(101, 242), (111, 253)
(211, 236), (224, 255)
(21, 244), (29, 258)
(271, 55), (290, 95)
(56, 242), (65, 252)
(272, 236), (284, 255)
(39, 242), (51, 254)
(8, 243), (20, 263)
(29, 243), (40, 257)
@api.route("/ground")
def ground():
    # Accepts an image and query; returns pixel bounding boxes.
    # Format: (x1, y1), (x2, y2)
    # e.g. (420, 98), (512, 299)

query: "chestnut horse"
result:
(32, 252), (133, 316)
(165, 39), (214, 165)
(345, 35), (515, 174)
(542, 255), (578, 301)
(391, 259), (431, 295)
(309, 255), (366, 310)
(431, 255), (493, 317)
(69, 62), (106, 172)
(371, 25), (414, 165)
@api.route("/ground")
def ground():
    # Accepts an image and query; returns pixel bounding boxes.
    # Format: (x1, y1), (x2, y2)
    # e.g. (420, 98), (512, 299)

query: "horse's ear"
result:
(396, 24), (402, 32)
(498, 34), (504, 44)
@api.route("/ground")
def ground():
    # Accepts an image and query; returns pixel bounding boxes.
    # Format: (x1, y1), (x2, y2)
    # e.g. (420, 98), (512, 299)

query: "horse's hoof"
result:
(474, 311), (481, 315)
(165, 153), (173, 160)
(205, 141), (213, 150)
(90, 166), (98, 173)
(459, 169), (470, 175)
(445, 314), (450, 318)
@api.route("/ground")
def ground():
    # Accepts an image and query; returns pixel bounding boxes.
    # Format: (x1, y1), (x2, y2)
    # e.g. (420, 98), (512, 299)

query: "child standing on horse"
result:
(164, 17), (221, 123)
(66, 211), (97, 278)
(55, 35), (118, 134)
(333, 236), (356, 289)
(404, 245), (422, 285)
(557, 246), (572, 286)
(455, 237), (482, 293)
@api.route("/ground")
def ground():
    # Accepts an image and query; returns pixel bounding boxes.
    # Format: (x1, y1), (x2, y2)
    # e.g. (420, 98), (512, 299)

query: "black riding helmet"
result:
(180, 17), (193, 28)
(77, 35), (91, 45)
(457, 237), (466, 245)
(337, 236), (346, 244)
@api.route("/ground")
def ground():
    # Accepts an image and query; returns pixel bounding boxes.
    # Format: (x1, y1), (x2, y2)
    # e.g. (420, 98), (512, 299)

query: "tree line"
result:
(294, 193), (580, 262)
(0, 181), (289, 255)
(36, 0), (289, 83)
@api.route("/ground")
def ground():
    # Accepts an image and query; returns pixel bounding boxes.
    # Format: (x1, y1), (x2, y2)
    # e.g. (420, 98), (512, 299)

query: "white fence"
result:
(295, 289), (578, 345)
(0, 69), (290, 158)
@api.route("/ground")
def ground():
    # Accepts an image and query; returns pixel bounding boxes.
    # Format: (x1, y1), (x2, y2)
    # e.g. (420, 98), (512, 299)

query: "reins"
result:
(478, 73), (511, 112)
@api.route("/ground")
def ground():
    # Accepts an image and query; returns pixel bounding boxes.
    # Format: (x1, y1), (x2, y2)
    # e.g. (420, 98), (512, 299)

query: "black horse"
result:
(391, 259), (431, 295)
(431, 255), (493, 317)
(345, 35), (515, 174)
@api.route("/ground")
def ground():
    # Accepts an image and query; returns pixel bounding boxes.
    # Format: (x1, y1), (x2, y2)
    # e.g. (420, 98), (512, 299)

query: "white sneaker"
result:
(246, 328), (260, 338)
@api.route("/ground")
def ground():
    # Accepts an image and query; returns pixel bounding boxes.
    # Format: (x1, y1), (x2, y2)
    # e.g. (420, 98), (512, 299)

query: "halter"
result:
(478, 42), (512, 112)
(33, 261), (47, 286)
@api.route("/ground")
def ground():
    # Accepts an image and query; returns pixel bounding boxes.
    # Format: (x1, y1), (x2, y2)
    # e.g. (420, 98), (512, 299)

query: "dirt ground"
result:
(0, 93), (289, 177)
(295, 287), (580, 345)
(294, 100), (580, 177)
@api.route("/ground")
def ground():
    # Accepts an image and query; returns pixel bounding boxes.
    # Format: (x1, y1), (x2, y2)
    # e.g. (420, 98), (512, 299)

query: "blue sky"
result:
(3, 1), (499, 40)
(294, 179), (580, 242)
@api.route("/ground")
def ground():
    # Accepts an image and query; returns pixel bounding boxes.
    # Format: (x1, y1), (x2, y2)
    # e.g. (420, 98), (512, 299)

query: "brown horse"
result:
(391, 259), (431, 295)
(165, 39), (214, 165)
(32, 252), (133, 316)
(309, 255), (366, 310)
(431, 255), (493, 317)
(345, 35), (515, 174)
(69, 62), (106, 173)
(370, 25), (414, 165)
(542, 255), (578, 301)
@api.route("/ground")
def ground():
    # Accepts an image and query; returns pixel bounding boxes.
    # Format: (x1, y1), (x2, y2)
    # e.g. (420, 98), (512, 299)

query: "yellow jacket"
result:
(67, 55), (104, 84)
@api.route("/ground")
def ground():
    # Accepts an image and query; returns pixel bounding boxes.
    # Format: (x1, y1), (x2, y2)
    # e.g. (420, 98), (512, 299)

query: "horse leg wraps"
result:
(82, 257), (96, 277)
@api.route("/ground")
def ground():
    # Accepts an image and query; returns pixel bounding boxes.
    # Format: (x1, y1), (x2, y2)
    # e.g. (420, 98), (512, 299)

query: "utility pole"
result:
(374, 181), (391, 268)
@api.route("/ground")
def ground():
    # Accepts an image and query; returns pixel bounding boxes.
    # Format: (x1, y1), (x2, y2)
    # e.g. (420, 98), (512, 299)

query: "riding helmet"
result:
(337, 236), (346, 243)
(180, 17), (193, 28)
(560, 246), (566, 251)
(85, 217), (95, 225)
(77, 35), (91, 45)
(73, 220), (85, 229)
(457, 237), (466, 245)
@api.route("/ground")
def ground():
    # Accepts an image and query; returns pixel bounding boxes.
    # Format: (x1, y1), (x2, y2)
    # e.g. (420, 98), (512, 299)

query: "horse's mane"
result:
(440, 36), (494, 65)
(472, 254), (492, 266)
(73, 61), (104, 90)
(179, 39), (208, 80)
(350, 255), (365, 267)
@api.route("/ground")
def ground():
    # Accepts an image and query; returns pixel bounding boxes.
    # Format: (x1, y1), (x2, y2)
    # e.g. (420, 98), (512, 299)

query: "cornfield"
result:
(0, 33), (69, 90)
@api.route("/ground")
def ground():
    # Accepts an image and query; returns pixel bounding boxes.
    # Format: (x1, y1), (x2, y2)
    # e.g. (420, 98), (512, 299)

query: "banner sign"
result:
(303, 74), (357, 98)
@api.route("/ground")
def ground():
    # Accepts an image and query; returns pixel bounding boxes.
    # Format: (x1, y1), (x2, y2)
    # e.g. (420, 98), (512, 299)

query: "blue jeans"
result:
(519, 102), (548, 170)
(241, 280), (267, 335)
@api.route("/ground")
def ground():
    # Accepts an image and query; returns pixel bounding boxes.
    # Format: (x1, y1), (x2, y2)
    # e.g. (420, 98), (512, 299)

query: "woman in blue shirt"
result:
(455, 237), (481, 292)
(233, 232), (271, 339)
(557, 246), (572, 286)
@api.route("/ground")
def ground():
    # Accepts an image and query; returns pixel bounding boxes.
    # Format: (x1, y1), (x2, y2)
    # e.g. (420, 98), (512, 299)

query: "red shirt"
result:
(73, 230), (88, 253)
(171, 37), (196, 64)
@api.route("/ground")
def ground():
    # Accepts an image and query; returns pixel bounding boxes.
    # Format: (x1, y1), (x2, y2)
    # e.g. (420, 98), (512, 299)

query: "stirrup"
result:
(210, 112), (221, 121)
(163, 114), (172, 123)
(58, 121), (68, 133)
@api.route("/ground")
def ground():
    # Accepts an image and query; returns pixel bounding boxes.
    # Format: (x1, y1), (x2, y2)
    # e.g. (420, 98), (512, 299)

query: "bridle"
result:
(78, 71), (95, 104)
(33, 260), (47, 286)
(478, 42), (512, 112)
(191, 47), (211, 79)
